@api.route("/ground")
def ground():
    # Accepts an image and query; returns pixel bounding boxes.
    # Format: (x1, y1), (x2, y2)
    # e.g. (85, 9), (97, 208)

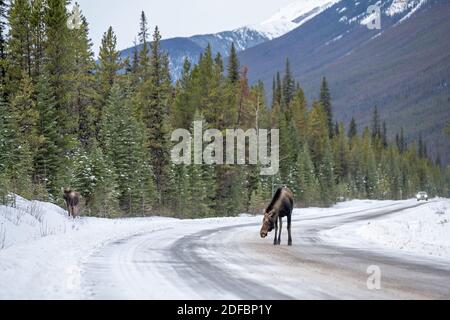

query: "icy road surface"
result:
(81, 200), (450, 300)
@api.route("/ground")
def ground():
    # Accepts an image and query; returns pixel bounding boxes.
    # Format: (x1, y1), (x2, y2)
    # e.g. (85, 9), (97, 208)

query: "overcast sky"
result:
(75, 0), (296, 56)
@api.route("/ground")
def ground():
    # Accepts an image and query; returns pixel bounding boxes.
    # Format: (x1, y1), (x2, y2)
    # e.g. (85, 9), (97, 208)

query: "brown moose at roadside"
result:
(62, 188), (80, 219)
(260, 187), (294, 246)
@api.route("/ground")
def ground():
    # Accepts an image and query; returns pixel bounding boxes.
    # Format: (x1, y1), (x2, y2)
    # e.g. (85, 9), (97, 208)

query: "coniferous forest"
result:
(0, 1), (449, 218)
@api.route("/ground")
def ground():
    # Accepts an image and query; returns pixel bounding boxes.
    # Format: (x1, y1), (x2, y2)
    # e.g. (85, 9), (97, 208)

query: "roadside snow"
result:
(0, 196), (74, 250)
(322, 199), (450, 260)
(0, 196), (179, 299)
(2, 196), (449, 299)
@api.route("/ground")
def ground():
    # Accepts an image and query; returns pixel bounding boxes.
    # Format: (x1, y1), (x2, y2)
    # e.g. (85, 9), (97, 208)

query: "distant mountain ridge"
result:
(120, 0), (337, 79)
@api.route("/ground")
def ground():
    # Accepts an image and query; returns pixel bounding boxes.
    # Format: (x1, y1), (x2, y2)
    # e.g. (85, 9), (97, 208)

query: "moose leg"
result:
(65, 202), (70, 218)
(273, 220), (279, 246)
(278, 217), (282, 245)
(287, 214), (293, 246)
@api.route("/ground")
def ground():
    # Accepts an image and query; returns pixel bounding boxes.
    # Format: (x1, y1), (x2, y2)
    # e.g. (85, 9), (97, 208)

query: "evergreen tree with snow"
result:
(101, 84), (156, 215)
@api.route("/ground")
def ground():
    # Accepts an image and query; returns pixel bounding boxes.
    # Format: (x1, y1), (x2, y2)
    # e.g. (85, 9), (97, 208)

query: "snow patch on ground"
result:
(322, 199), (450, 260)
(2, 196), (449, 299)
(0, 196), (74, 250)
(0, 196), (179, 299)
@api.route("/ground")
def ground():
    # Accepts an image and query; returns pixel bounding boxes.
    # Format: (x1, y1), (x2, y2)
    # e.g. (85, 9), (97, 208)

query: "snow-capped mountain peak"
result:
(250, 0), (341, 39)
(386, 0), (427, 16)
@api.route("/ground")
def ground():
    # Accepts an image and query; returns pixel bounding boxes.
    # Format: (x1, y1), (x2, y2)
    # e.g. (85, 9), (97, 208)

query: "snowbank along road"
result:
(1, 198), (449, 299)
(80, 199), (450, 300)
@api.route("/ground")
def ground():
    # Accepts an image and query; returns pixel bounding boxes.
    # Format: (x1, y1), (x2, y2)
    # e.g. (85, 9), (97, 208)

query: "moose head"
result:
(260, 210), (276, 239)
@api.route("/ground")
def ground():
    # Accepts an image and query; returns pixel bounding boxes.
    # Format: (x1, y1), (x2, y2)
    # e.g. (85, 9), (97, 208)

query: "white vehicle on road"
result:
(416, 192), (429, 201)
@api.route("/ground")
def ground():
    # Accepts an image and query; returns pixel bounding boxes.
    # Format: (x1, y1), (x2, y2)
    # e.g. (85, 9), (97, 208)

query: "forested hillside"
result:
(239, 0), (450, 165)
(0, 1), (448, 218)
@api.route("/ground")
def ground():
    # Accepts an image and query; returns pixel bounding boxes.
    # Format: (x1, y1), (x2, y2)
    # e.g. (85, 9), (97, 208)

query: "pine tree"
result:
(227, 42), (239, 84)
(9, 72), (39, 153)
(290, 87), (308, 143)
(296, 143), (320, 207)
(96, 26), (121, 135)
(362, 127), (378, 198)
(101, 84), (156, 215)
(396, 128), (407, 153)
(0, 0), (7, 92)
(371, 107), (381, 140)
(320, 77), (333, 138)
(30, 0), (46, 79)
(333, 123), (349, 183)
(275, 71), (282, 108)
(319, 141), (336, 205)
(282, 58), (295, 108)
(69, 11), (97, 147)
(308, 101), (329, 165)
(0, 80), (34, 199)
(348, 117), (357, 140)
(138, 26), (172, 205)
(6, 0), (33, 90)
(33, 74), (60, 197)
(138, 11), (150, 80)
(271, 76), (276, 108)
(382, 121), (388, 148)
(73, 143), (119, 217)
(44, 0), (79, 183)
(173, 58), (194, 129)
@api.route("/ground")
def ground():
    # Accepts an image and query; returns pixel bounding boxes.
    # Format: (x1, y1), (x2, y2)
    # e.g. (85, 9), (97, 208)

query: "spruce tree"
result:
(319, 77), (333, 137)
(371, 107), (381, 140)
(296, 143), (320, 207)
(70, 12), (97, 147)
(319, 141), (336, 206)
(308, 101), (329, 165)
(96, 26), (121, 135)
(6, 0), (33, 90)
(227, 42), (239, 84)
(34, 74), (60, 197)
(348, 117), (357, 140)
(0, 81), (34, 199)
(9, 72), (39, 153)
(382, 121), (388, 148)
(138, 11), (150, 80)
(362, 128), (378, 198)
(138, 26), (172, 205)
(0, 0), (7, 91)
(290, 87), (308, 143)
(173, 58), (193, 129)
(73, 143), (119, 217)
(333, 123), (349, 183)
(30, 0), (46, 79)
(275, 71), (282, 107)
(282, 58), (295, 108)
(101, 84), (156, 215)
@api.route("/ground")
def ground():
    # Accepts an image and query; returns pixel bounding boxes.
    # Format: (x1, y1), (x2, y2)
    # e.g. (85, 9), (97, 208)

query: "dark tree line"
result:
(0, 1), (448, 217)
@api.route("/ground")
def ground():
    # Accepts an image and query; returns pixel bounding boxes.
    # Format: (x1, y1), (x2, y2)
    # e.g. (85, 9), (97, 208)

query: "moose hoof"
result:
(288, 241), (293, 246)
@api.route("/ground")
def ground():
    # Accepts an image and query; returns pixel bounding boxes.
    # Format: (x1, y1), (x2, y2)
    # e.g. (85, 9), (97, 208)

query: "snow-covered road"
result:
(81, 200), (450, 300)
(1, 198), (450, 299)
